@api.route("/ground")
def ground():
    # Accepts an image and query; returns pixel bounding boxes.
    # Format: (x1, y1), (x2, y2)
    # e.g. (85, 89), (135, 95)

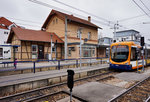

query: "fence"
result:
(0, 57), (109, 73)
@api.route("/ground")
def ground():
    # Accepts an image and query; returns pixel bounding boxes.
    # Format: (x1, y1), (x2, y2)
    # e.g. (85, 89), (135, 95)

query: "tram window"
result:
(147, 49), (150, 58)
(131, 48), (136, 61)
(111, 45), (129, 62)
(131, 48), (141, 61)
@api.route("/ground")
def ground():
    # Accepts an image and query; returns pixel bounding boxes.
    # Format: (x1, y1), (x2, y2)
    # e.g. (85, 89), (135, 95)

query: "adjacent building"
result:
(42, 10), (101, 58)
(7, 27), (64, 61)
(114, 29), (141, 43)
(97, 37), (112, 57)
(0, 17), (18, 59)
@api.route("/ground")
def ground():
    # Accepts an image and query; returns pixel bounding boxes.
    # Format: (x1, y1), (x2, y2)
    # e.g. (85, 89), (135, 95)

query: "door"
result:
(38, 45), (44, 59)
(0, 48), (3, 57)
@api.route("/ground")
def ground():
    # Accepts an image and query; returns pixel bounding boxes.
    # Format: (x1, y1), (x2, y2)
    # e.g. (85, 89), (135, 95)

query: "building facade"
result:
(0, 17), (18, 59)
(42, 10), (101, 59)
(98, 37), (113, 46)
(97, 37), (112, 57)
(114, 30), (141, 43)
(7, 28), (64, 61)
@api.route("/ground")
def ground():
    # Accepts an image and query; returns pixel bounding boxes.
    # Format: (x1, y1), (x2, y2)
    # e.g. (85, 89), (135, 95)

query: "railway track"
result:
(0, 70), (117, 102)
(24, 90), (87, 102)
(109, 76), (150, 102)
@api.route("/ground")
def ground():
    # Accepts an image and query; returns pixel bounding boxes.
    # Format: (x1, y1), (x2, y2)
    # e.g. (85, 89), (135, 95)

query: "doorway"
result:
(38, 45), (44, 59)
(0, 48), (3, 57)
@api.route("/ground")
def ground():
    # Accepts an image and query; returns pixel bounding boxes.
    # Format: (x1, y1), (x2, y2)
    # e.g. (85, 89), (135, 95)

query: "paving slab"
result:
(114, 72), (148, 81)
(143, 68), (150, 75)
(72, 82), (126, 102)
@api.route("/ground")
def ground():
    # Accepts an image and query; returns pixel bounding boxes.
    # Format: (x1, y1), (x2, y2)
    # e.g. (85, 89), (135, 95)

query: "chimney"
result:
(88, 16), (91, 22)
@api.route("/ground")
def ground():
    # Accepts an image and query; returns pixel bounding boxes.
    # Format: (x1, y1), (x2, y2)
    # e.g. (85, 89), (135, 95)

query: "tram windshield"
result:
(111, 45), (129, 62)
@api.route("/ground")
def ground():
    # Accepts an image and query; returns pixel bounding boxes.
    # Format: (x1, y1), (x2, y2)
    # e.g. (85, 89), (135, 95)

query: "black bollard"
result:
(67, 70), (75, 102)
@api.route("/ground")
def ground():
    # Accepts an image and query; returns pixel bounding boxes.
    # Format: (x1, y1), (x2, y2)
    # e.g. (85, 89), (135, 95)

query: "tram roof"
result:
(111, 41), (140, 47)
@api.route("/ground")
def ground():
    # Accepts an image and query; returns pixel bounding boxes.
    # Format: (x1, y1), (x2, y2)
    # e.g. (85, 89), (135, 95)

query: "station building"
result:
(7, 10), (103, 60)
(7, 27), (64, 60)
(42, 9), (102, 59)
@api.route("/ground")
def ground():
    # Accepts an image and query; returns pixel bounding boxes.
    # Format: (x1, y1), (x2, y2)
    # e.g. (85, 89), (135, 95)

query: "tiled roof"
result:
(7, 27), (64, 43)
(0, 17), (13, 29)
(42, 9), (101, 29)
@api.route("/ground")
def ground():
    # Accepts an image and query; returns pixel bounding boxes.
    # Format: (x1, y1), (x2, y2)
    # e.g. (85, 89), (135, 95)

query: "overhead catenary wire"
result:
(16, 23), (42, 27)
(132, 0), (150, 18)
(118, 14), (146, 22)
(139, 0), (150, 12)
(50, 0), (131, 30)
(28, 0), (111, 26)
(29, 0), (130, 31)
(51, 0), (112, 24)
(2, 16), (43, 24)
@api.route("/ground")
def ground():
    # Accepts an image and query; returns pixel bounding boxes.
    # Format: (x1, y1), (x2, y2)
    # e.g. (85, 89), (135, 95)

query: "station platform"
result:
(0, 64), (109, 96)
(71, 68), (150, 102)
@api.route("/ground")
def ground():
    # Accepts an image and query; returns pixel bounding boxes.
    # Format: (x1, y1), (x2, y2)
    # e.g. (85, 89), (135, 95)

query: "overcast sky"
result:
(1, 0), (150, 43)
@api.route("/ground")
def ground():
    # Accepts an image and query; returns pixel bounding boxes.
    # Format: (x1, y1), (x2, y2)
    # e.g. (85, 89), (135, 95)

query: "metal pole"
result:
(13, 46), (15, 67)
(76, 59), (78, 68)
(108, 48), (110, 64)
(114, 24), (116, 40)
(33, 61), (35, 73)
(137, 53), (139, 72)
(113, 21), (119, 41)
(90, 59), (91, 66)
(79, 28), (82, 69)
(70, 90), (72, 102)
(51, 34), (53, 60)
(65, 16), (68, 59)
(142, 47), (144, 71)
(58, 60), (60, 70)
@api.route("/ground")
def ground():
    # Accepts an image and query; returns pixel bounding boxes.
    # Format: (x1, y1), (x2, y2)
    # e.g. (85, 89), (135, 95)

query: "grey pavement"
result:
(0, 64), (109, 87)
(72, 82), (126, 102)
(70, 68), (150, 102)
(114, 72), (149, 81)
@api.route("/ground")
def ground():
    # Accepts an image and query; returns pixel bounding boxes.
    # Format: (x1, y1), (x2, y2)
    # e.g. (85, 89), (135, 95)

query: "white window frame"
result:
(31, 45), (38, 59)
(77, 29), (80, 38)
(88, 32), (91, 40)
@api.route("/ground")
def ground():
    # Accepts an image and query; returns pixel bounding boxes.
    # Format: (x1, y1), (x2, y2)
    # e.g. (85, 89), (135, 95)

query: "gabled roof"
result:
(0, 17), (20, 30)
(0, 17), (13, 29)
(116, 29), (139, 33)
(42, 9), (102, 29)
(7, 27), (64, 43)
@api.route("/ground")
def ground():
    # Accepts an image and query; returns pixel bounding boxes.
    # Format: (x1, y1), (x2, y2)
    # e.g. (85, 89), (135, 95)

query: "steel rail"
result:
(145, 96), (150, 102)
(0, 69), (113, 102)
(25, 90), (88, 102)
(108, 76), (150, 102)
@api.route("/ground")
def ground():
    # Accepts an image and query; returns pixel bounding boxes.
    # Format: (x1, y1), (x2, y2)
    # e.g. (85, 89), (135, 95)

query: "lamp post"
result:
(51, 34), (53, 60)
(64, 16), (68, 59)
(78, 27), (83, 69)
